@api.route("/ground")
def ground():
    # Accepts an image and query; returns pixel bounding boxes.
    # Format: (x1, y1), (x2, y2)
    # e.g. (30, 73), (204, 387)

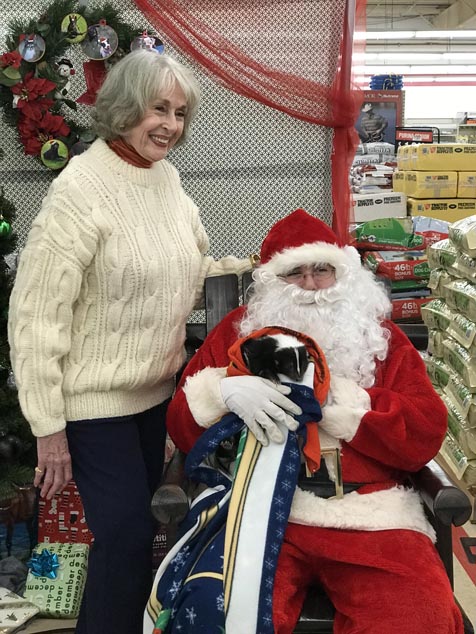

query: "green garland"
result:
(0, 185), (36, 503)
(0, 0), (139, 169)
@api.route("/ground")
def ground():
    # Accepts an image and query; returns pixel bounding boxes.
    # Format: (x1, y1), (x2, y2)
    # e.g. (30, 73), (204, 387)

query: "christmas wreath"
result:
(0, 0), (164, 170)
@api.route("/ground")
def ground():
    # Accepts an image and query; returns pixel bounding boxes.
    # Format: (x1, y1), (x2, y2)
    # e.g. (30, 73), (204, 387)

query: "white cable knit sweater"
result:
(8, 139), (250, 437)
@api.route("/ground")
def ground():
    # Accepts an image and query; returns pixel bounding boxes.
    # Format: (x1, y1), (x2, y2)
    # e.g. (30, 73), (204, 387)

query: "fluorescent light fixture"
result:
(354, 30), (476, 40)
(354, 52), (476, 63)
(354, 64), (476, 74)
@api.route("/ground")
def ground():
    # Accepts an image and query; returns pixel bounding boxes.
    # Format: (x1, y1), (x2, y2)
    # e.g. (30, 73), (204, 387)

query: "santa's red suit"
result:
(166, 210), (463, 634)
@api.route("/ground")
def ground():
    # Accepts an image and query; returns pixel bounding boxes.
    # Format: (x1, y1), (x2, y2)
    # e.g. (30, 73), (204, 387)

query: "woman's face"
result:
(122, 81), (187, 162)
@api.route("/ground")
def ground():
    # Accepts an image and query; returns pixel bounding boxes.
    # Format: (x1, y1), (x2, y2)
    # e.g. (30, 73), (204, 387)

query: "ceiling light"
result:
(354, 30), (476, 41)
(354, 64), (476, 75)
(355, 52), (476, 63)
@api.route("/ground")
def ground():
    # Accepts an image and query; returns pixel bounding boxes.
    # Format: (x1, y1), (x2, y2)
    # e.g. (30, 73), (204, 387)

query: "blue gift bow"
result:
(27, 549), (60, 579)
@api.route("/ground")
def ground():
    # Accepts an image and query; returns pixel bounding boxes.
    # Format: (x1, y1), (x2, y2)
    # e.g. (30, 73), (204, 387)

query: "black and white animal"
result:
(241, 334), (309, 384)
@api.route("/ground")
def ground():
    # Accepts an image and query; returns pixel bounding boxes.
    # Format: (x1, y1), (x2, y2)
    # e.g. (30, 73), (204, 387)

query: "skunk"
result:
(241, 334), (309, 384)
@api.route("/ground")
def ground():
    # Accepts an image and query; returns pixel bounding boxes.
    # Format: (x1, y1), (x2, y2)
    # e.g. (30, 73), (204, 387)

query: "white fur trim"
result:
(261, 242), (361, 280)
(183, 366), (228, 428)
(290, 486), (436, 541)
(319, 404), (365, 442)
(328, 376), (371, 409)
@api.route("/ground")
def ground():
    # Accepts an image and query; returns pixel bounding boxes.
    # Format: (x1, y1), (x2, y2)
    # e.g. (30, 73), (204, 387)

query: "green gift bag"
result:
(24, 542), (89, 618)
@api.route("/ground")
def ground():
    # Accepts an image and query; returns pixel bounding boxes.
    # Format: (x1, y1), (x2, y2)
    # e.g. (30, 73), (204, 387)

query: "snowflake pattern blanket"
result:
(143, 383), (322, 634)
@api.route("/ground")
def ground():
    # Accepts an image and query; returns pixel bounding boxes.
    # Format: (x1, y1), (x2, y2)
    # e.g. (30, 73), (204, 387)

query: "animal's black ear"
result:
(241, 336), (275, 361)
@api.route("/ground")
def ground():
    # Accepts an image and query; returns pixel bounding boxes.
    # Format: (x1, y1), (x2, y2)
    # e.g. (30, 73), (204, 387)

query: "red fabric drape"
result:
(133, 0), (366, 244)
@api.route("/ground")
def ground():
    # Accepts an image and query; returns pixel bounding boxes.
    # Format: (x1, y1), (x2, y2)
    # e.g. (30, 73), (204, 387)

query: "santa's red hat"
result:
(259, 208), (360, 279)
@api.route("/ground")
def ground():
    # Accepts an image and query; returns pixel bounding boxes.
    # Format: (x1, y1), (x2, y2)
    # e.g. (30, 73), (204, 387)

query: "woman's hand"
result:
(35, 430), (73, 499)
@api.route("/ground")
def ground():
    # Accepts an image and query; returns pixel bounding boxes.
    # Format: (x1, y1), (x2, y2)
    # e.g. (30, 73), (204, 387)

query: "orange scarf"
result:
(227, 326), (330, 473)
(107, 137), (153, 168)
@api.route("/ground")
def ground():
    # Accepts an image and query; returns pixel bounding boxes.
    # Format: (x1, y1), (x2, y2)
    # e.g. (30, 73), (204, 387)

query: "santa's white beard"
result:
(239, 268), (391, 388)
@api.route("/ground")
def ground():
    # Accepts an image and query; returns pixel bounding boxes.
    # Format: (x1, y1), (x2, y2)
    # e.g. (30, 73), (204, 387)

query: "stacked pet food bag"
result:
(422, 216), (476, 497)
(350, 141), (397, 197)
(351, 215), (449, 324)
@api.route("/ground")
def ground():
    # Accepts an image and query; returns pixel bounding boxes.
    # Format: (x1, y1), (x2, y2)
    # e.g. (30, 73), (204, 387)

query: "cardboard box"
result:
(458, 172), (476, 198)
(404, 171), (458, 199)
(392, 170), (406, 194)
(352, 192), (407, 221)
(412, 143), (476, 171)
(396, 145), (411, 171)
(408, 198), (476, 223)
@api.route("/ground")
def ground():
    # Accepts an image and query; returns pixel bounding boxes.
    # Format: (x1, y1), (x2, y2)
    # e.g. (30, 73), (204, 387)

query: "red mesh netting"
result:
(133, 0), (366, 244)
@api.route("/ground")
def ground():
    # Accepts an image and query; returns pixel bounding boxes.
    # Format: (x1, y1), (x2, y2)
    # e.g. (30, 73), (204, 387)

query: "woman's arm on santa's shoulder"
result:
(347, 321), (447, 472)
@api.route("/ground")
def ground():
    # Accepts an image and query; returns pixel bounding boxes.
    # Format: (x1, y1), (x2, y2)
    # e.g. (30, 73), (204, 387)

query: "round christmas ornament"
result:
(0, 214), (12, 238)
(131, 31), (164, 54)
(81, 21), (118, 61)
(60, 13), (88, 43)
(18, 33), (46, 63)
(40, 138), (69, 170)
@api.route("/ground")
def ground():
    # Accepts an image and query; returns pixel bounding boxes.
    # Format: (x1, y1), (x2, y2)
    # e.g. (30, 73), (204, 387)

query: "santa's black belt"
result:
(297, 478), (363, 499)
(298, 448), (364, 499)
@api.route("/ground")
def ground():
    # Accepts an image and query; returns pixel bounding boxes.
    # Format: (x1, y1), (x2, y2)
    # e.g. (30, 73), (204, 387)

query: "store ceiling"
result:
(361, 1), (476, 80)
(366, 0), (476, 30)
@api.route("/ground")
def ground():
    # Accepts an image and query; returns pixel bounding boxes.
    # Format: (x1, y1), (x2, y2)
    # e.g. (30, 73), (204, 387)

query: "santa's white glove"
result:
(320, 376), (371, 442)
(220, 375), (302, 446)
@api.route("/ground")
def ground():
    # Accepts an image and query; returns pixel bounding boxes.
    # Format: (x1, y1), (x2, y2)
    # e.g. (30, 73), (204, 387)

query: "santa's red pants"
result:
(273, 523), (464, 633)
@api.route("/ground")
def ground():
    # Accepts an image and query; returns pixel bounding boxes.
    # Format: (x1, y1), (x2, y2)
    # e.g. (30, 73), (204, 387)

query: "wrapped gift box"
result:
(24, 542), (89, 618)
(38, 480), (94, 546)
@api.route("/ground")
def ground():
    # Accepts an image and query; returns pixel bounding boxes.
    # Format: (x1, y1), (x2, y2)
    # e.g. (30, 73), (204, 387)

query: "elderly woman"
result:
(8, 49), (251, 634)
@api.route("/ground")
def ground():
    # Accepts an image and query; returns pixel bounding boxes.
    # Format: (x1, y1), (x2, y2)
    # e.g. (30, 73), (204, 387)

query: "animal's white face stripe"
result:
(294, 347), (300, 376)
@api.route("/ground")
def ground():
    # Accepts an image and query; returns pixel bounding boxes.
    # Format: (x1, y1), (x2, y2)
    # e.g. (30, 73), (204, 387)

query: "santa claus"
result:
(145, 209), (462, 634)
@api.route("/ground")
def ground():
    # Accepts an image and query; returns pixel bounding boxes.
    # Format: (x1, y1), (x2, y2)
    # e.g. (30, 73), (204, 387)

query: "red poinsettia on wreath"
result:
(0, 50), (22, 70)
(10, 73), (56, 118)
(18, 110), (71, 156)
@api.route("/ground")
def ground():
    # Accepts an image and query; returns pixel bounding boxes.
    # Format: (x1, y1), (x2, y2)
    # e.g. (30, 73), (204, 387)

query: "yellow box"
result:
(408, 144), (421, 171)
(404, 171), (458, 199)
(392, 171), (406, 194)
(458, 172), (476, 198)
(413, 144), (476, 171)
(397, 146), (411, 171)
(408, 198), (476, 223)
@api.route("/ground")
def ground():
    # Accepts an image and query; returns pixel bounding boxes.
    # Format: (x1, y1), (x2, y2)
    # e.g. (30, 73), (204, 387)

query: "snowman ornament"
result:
(54, 58), (75, 99)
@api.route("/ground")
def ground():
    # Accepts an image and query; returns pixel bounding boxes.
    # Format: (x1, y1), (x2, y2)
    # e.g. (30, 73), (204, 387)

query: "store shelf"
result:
(457, 124), (476, 144)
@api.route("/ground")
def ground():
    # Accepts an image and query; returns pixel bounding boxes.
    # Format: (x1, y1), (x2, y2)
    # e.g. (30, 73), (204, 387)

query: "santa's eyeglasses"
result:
(280, 264), (335, 283)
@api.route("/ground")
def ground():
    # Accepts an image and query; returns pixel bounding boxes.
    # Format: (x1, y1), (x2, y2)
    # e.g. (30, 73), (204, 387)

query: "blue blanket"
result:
(144, 383), (322, 634)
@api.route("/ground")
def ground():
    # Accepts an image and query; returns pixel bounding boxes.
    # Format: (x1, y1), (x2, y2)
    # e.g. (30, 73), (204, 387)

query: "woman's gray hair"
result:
(92, 50), (200, 145)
